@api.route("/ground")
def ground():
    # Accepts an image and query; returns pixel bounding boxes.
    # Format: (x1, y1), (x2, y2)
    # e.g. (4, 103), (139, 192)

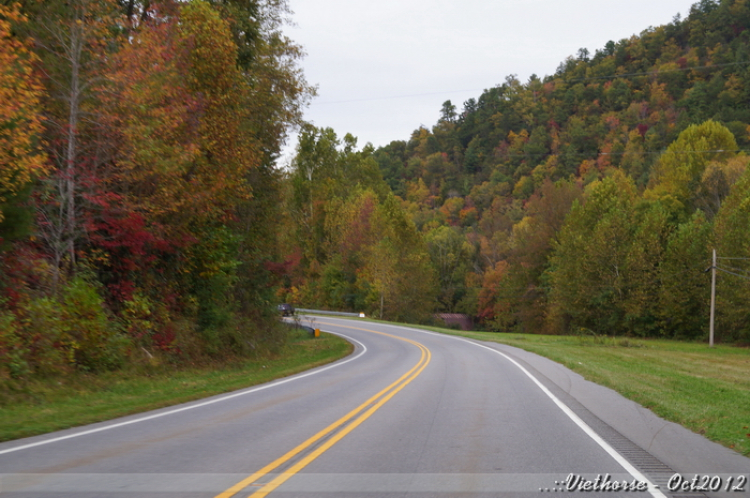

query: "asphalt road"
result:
(1, 317), (748, 497)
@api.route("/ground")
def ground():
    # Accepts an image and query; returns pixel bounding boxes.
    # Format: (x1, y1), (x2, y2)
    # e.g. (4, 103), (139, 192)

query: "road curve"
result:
(0, 317), (747, 497)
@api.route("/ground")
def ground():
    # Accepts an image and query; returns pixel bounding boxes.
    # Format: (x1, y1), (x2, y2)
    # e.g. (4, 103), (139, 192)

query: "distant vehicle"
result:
(277, 303), (295, 317)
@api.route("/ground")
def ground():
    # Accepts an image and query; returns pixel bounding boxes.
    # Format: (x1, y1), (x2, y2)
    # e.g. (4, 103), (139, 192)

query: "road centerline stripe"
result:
(214, 324), (431, 498)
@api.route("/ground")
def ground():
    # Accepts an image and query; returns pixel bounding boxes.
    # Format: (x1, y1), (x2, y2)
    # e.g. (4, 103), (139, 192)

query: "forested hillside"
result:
(0, 0), (313, 380)
(282, 0), (750, 341)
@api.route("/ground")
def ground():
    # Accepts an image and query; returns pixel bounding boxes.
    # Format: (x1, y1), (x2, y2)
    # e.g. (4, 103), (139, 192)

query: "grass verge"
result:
(422, 326), (750, 457)
(0, 328), (352, 442)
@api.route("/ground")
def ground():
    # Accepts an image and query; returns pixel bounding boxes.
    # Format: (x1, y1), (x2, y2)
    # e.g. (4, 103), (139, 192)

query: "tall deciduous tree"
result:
(425, 225), (474, 313)
(694, 156), (749, 219)
(646, 120), (738, 217)
(289, 125), (340, 270)
(107, 1), (255, 227)
(658, 211), (710, 339)
(547, 172), (638, 334)
(484, 179), (581, 332)
(30, 0), (119, 283)
(0, 4), (47, 228)
(287, 128), (436, 321)
(364, 194), (436, 322)
(621, 201), (671, 336)
(712, 167), (750, 342)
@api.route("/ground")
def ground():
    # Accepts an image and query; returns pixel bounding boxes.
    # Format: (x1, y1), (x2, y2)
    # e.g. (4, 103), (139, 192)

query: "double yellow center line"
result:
(214, 325), (431, 498)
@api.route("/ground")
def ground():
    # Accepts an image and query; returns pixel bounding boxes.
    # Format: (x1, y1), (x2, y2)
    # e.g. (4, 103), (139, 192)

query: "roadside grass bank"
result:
(0, 328), (352, 442)
(423, 326), (750, 457)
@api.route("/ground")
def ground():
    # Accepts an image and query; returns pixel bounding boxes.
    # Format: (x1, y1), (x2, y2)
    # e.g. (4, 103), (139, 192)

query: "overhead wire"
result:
(312, 89), (483, 106)
(310, 61), (750, 106)
(715, 266), (750, 280)
(720, 265), (750, 275)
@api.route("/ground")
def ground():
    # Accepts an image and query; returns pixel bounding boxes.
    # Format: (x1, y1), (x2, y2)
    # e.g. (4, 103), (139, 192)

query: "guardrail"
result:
(282, 321), (319, 337)
(296, 308), (363, 318)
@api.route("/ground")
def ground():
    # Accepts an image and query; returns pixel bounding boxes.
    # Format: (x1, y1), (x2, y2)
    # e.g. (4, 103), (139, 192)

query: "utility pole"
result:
(709, 248), (716, 348)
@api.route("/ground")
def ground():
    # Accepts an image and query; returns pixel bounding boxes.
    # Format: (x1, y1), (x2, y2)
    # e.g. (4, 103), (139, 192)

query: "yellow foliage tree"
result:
(105, 1), (256, 226)
(645, 120), (737, 216)
(0, 4), (47, 223)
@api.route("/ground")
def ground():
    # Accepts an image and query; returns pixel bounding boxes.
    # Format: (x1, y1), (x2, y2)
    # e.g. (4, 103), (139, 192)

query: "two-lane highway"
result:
(1, 317), (748, 497)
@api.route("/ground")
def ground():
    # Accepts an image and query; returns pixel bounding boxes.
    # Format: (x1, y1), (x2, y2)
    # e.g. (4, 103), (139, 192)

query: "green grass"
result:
(422, 326), (750, 456)
(0, 329), (352, 442)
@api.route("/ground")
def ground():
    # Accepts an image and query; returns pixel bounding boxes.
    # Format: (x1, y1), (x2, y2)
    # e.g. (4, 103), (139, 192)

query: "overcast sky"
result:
(280, 0), (696, 163)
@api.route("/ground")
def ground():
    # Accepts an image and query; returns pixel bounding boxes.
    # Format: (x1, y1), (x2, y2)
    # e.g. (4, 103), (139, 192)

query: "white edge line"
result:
(364, 321), (669, 498)
(0, 331), (366, 456)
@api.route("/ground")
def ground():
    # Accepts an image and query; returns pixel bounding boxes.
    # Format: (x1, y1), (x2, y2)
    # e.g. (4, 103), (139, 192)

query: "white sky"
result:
(280, 0), (696, 164)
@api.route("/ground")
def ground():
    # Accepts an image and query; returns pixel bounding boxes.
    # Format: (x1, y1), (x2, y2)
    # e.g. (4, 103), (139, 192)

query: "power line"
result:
(709, 250), (750, 346)
(715, 266), (750, 280)
(311, 62), (750, 106)
(721, 265), (750, 275)
(312, 88), (482, 106)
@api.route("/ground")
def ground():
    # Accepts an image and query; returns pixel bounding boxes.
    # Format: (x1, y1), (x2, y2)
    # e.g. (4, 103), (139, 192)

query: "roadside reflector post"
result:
(314, 328), (320, 338)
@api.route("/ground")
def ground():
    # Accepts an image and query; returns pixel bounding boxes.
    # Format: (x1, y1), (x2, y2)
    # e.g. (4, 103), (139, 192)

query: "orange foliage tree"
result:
(105, 1), (256, 229)
(0, 4), (47, 224)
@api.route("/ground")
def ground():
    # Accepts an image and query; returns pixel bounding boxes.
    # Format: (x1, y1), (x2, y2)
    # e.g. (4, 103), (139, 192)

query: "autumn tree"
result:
(95, 2), (240, 311)
(27, 0), (120, 283)
(286, 129), (436, 321)
(712, 167), (750, 342)
(658, 211), (711, 339)
(546, 172), (639, 334)
(289, 125), (341, 271)
(645, 120), (738, 218)
(106, 1), (256, 225)
(476, 260), (510, 327)
(94, 1), (278, 354)
(620, 201), (672, 336)
(0, 4), (47, 236)
(319, 189), (380, 310)
(425, 225), (475, 313)
(361, 194), (436, 322)
(289, 126), (388, 275)
(694, 156), (749, 219)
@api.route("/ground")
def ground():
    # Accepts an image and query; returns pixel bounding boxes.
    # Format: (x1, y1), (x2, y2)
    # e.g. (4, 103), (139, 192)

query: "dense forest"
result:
(281, 0), (750, 342)
(3, 0), (750, 385)
(0, 0), (313, 379)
